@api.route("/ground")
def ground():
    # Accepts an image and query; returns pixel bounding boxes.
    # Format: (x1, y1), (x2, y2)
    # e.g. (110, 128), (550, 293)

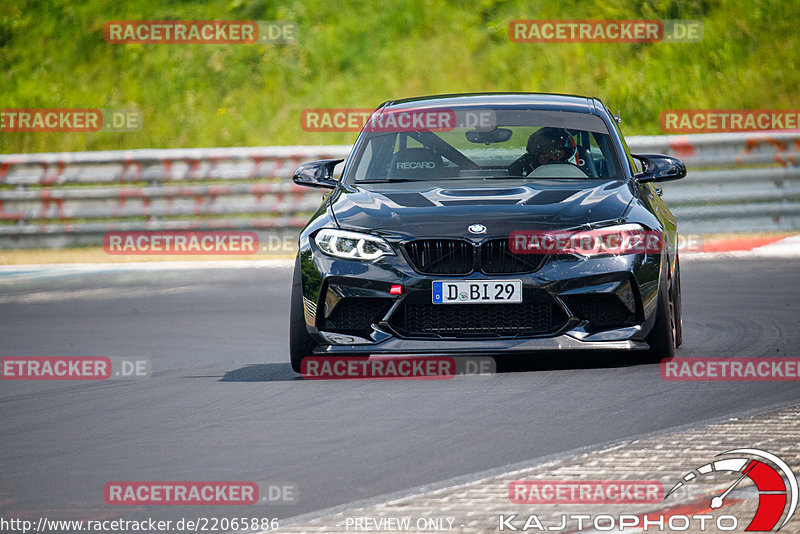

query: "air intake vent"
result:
(390, 291), (567, 338)
(561, 294), (636, 329)
(323, 298), (393, 335)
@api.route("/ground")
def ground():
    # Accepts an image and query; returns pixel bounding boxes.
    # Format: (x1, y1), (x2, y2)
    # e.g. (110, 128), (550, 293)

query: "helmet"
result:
(526, 127), (578, 166)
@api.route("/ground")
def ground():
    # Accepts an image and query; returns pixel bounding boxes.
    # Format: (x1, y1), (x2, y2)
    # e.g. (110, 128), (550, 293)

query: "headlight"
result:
(565, 223), (662, 257)
(509, 224), (662, 257)
(314, 229), (395, 260)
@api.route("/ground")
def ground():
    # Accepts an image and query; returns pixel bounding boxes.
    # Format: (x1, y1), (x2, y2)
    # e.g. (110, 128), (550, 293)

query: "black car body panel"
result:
(290, 93), (683, 364)
(330, 179), (634, 236)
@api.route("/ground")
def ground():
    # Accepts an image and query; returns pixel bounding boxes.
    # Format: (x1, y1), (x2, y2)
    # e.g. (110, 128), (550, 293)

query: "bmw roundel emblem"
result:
(468, 224), (487, 234)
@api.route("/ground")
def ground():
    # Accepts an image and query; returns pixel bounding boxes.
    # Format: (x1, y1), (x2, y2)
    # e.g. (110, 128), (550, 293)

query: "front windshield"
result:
(347, 107), (621, 182)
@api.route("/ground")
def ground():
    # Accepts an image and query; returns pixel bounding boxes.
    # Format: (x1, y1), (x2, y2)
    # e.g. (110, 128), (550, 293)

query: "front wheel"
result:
(289, 255), (316, 373)
(673, 254), (683, 348)
(645, 263), (677, 362)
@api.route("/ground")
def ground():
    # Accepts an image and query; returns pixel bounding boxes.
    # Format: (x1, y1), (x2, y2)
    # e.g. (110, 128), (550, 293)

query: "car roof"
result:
(379, 92), (603, 115)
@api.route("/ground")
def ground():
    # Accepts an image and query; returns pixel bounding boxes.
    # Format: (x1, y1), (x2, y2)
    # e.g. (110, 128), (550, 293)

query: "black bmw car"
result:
(289, 93), (686, 373)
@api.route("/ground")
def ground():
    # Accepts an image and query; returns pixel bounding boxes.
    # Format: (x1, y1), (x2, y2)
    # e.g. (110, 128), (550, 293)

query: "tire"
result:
(673, 253), (683, 348)
(289, 255), (316, 373)
(645, 260), (676, 362)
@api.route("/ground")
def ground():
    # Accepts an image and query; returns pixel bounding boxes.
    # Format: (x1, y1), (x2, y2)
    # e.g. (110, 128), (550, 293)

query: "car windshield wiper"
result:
(356, 178), (425, 183)
(482, 175), (596, 180)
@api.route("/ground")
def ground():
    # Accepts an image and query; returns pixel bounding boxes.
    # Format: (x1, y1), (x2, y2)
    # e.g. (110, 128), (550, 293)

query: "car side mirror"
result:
(292, 159), (344, 189)
(632, 154), (686, 183)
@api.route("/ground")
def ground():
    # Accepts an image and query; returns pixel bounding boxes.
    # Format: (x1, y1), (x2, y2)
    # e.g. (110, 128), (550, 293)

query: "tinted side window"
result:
(607, 108), (641, 175)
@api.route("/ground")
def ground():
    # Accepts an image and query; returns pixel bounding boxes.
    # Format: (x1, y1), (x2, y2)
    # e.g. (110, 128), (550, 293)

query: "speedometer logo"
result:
(665, 448), (798, 531)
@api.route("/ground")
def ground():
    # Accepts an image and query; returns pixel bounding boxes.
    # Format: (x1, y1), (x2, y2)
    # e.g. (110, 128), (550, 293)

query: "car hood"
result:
(330, 179), (635, 238)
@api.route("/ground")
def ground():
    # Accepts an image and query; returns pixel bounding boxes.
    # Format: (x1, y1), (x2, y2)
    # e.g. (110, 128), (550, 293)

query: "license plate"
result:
(432, 280), (522, 304)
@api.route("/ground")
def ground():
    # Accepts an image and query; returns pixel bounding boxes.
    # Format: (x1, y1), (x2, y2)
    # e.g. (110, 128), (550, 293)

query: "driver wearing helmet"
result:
(509, 127), (580, 176)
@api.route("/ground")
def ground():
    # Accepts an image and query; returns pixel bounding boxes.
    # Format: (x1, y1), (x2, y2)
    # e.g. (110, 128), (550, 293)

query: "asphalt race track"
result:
(1, 256), (799, 527)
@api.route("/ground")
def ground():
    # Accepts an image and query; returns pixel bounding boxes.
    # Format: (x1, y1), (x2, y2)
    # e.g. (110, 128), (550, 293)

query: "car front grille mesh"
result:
(403, 239), (546, 275)
(480, 238), (547, 274)
(390, 291), (566, 338)
(403, 239), (473, 275)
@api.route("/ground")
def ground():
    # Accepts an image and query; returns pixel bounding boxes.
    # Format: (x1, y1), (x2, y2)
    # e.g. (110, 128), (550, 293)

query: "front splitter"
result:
(313, 334), (649, 354)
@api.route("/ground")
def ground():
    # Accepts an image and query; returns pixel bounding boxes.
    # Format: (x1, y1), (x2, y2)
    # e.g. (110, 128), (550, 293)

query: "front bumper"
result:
(299, 239), (662, 354)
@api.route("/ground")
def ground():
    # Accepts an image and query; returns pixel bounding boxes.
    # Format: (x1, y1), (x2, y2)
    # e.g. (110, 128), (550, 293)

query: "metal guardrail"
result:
(634, 131), (800, 233)
(0, 146), (350, 248)
(0, 132), (798, 248)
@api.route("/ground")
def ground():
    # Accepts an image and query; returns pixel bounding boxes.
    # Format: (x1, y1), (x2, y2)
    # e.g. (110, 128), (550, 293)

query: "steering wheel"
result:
(527, 162), (590, 178)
